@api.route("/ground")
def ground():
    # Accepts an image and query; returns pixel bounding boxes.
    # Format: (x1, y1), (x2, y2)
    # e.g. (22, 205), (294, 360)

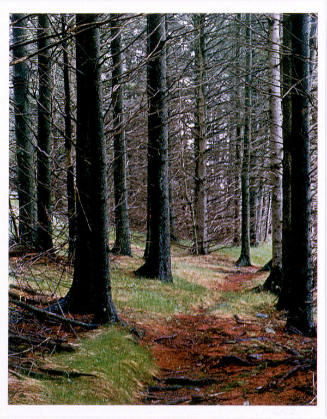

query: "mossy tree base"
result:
(135, 263), (173, 283)
(263, 266), (282, 295)
(235, 254), (251, 267)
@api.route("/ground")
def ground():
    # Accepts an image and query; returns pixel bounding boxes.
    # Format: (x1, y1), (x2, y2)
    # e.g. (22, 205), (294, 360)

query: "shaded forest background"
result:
(9, 13), (318, 257)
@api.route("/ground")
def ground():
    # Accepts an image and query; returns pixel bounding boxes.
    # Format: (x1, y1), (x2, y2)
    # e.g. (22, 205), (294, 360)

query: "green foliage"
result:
(41, 326), (156, 404)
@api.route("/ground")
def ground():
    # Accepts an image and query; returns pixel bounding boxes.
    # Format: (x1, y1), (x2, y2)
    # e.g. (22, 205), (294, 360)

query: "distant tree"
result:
(110, 14), (132, 256)
(193, 14), (208, 255)
(11, 14), (36, 247)
(284, 14), (315, 336)
(36, 14), (53, 252)
(59, 14), (119, 323)
(236, 13), (252, 267)
(135, 14), (172, 282)
(263, 14), (283, 293)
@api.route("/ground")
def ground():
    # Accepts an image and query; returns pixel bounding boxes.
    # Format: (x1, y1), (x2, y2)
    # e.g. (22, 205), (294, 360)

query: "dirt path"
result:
(138, 269), (317, 406)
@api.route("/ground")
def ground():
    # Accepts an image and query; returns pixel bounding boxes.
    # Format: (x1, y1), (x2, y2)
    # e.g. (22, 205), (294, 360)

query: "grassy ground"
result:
(9, 234), (274, 404)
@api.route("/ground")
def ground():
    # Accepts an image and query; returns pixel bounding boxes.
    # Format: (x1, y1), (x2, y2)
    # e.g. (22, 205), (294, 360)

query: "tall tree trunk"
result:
(61, 15), (76, 260)
(11, 14), (36, 247)
(36, 14), (53, 252)
(276, 14), (293, 310)
(236, 13), (252, 267)
(263, 14), (283, 293)
(110, 14), (132, 256)
(61, 14), (119, 323)
(286, 14), (315, 336)
(193, 14), (208, 255)
(135, 14), (172, 282)
(232, 16), (242, 246)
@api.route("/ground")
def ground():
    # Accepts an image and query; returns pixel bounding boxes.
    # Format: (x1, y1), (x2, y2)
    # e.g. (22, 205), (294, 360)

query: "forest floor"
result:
(137, 264), (316, 405)
(8, 242), (317, 406)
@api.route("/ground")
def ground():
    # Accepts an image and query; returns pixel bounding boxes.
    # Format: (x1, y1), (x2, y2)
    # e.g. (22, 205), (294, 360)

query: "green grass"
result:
(112, 266), (210, 319)
(216, 241), (272, 267)
(211, 288), (276, 317)
(41, 325), (156, 404)
(10, 234), (276, 405)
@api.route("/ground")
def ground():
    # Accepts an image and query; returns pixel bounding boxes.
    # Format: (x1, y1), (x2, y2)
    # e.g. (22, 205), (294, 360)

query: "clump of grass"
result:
(216, 241), (272, 267)
(41, 325), (157, 404)
(211, 288), (276, 317)
(112, 270), (211, 320)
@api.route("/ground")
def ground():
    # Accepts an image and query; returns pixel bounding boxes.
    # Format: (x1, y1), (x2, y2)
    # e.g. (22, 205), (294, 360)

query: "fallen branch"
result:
(37, 367), (98, 378)
(9, 284), (45, 297)
(9, 332), (75, 354)
(148, 384), (183, 392)
(154, 334), (177, 343)
(217, 355), (253, 367)
(9, 298), (99, 330)
(163, 376), (220, 386)
(9, 290), (51, 306)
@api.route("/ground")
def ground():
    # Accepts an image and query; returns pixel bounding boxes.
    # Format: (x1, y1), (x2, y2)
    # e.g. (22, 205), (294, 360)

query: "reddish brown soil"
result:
(9, 255), (317, 406)
(138, 312), (316, 405)
(135, 267), (316, 406)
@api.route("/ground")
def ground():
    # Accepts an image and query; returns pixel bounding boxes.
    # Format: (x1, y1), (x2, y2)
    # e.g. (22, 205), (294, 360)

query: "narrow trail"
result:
(138, 267), (316, 406)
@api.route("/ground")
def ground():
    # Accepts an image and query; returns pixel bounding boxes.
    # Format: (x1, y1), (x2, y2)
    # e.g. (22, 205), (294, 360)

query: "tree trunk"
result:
(250, 187), (259, 247)
(263, 14), (283, 293)
(286, 14), (315, 336)
(135, 14), (172, 282)
(276, 14), (292, 310)
(36, 14), (53, 252)
(61, 15), (76, 260)
(62, 14), (119, 323)
(11, 14), (36, 247)
(236, 14), (252, 267)
(169, 182), (178, 243)
(193, 14), (208, 255)
(110, 14), (132, 256)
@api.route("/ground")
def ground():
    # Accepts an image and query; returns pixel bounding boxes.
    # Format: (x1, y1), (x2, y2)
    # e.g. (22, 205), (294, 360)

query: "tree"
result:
(284, 14), (315, 336)
(263, 14), (283, 293)
(36, 14), (53, 252)
(193, 14), (208, 255)
(110, 14), (132, 256)
(236, 14), (252, 267)
(59, 14), (119, 323)
(11, 14), (36, 247)
(61, 15), (76, 260)
(275, 14), (292, 309)
(135, 14), (172, 282)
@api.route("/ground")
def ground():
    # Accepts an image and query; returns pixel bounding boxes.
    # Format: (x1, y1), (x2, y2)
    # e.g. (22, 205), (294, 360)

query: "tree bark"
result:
(276, 14), (292, 310)
(263, 14), (283, 293)
(193, 14), (208, 255)
(236, 13), (252, 267)
(135, 14), (172, 282)
(61, 15), (76, 260)
(11, 14), (36, 247)
(36, 14), (53, 252)
(285, 14), (315, 336)
(110, 14), (132, 256)
(62, 14), (119, 323)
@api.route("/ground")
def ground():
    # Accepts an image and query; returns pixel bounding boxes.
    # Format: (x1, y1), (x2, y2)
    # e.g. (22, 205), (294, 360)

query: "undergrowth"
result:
(40, 326), (156, 404)
(9, 232), (274, 405)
